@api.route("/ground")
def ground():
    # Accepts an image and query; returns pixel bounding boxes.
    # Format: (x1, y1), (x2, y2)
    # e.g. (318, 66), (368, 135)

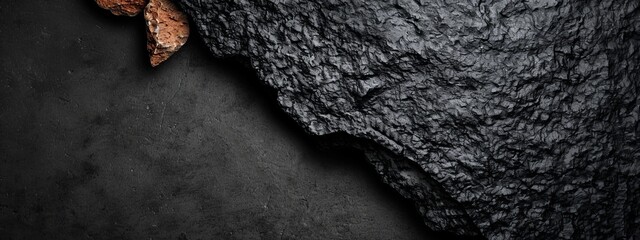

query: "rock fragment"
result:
(95, 0), (147, 16)
(144, 0), (189, 67)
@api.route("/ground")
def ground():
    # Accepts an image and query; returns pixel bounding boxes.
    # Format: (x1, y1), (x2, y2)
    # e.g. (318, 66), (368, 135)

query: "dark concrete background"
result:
(0, 0), (434, 239)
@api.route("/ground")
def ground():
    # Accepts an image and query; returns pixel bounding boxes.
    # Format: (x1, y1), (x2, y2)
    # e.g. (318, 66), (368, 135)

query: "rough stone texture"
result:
(95, 0), (147, 16)
(145, 0), (189, 67)
(175, 0), (640, 239)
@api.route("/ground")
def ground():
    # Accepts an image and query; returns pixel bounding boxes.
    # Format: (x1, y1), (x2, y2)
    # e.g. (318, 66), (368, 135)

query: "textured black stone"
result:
(175, 0), (640, 239)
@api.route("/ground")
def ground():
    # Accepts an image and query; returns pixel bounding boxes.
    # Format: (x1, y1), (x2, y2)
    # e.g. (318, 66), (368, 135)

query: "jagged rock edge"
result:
(179, 17), (482, 239)
(316, 132), (486, 238)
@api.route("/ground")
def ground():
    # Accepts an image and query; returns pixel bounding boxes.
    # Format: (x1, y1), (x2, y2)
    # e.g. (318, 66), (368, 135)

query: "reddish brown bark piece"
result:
(95, 0), (147, 16)
(144, 0), (190, 67)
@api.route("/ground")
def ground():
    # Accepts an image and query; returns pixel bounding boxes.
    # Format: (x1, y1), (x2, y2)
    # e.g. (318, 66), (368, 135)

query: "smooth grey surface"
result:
(176, 0), (640, 239)
(0, 0), (434, 239)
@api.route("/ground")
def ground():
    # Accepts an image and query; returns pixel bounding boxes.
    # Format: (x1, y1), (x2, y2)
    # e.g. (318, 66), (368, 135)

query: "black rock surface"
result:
(175, 0), (640, 239)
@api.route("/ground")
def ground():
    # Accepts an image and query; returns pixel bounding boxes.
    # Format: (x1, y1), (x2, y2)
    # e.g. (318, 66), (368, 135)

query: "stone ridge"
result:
(174, 0), (640, 239)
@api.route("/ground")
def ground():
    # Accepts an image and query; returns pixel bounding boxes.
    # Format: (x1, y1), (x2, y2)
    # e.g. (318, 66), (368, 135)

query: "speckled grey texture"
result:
(175, 0), (640, 239)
